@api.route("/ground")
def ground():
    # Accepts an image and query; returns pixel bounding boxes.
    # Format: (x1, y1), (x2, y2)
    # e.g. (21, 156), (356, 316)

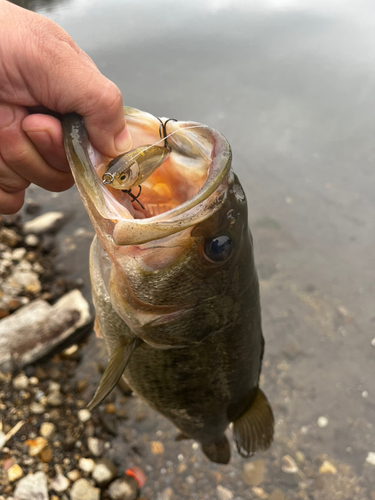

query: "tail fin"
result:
(202, 435), (230, 464)
(232, 388), (274, 457)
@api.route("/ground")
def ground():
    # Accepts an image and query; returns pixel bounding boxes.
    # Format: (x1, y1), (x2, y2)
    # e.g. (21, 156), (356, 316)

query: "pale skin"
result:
(0, 0), (131, 214)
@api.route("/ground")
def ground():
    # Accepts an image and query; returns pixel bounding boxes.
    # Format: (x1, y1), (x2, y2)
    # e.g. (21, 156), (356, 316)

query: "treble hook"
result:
(122, 185), (145, 210)
(157, 117), (177, 149)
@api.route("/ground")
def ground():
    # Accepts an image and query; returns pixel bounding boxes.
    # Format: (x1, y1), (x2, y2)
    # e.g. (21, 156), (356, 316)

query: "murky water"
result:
(11, 0), (375, 498)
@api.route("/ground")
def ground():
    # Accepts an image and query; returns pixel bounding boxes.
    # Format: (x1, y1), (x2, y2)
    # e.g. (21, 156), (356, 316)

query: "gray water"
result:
(13, 0), (375, 498)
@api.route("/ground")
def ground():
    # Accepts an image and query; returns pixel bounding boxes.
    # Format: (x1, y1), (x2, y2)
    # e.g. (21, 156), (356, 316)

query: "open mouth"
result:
(63, 108), (232, 246)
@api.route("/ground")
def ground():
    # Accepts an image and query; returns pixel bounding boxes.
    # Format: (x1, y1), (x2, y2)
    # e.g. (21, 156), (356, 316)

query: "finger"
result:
(0, 103), (74, 192)
(0, 153), (30, 193)
(22, 114), (70, 172)
(0, 189), (25, 215)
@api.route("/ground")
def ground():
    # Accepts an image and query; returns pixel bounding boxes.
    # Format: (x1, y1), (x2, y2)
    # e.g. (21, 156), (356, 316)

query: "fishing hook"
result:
(157, 117), (177, 149)
(122, 185), (145, 210)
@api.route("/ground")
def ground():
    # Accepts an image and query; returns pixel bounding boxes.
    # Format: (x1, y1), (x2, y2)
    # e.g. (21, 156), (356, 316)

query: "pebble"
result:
(295, 451), (305, 463)
(0, 228), (21, 247)
(7, 464), (24, 482)
(217, 485), (234, 500)
(269, 489), (285, 500)
(252, 487), (267, 499)
(108, 476), (140, 500)
(319, 460), (337, 474)
(0, 431), (7, 450)
(157, 487), (174, 500)
(51, 468), (70, 493)
(10, 246), (26, 261)
(25, 437), (48, 457)
(13, 471), (48, 500)
(281, 455), (299, 474)
(317, 416), (329, 428)
(12, 373), (29, 390)
(67, 470), (81, 481)
(92, 458), (118, 486)
(40, 422), (55, 439)
(40, 446), (53, 463)
(69, 478), (100, 500)
(46, 391), (63, 407)
(78, 409), (92, 423)
(49, 381), (61, 392)
(151, 441), (164, 454)
(242, 459), (265, 486)
(88, 437), (104, 457)
(366, 452), (375, 466)
(30, 402), (45, 415)
(24, 234), (39, 247)
(78, 457), (96, 473)
(24, 212), (65, 235)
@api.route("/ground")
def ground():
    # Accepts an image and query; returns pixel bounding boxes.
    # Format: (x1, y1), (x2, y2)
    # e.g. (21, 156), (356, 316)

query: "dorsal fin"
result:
(87, 337), (142, 410)
(201, 435), (231, 464)
(232, 388), (274, 457)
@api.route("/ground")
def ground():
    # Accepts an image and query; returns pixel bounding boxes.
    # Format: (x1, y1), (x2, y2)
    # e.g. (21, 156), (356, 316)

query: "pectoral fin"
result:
(87, 338), (142, 410)
(232, 388), (274, 457)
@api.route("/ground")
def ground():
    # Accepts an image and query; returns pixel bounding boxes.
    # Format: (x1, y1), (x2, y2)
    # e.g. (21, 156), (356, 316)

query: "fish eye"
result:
(204, 235), (233, 263)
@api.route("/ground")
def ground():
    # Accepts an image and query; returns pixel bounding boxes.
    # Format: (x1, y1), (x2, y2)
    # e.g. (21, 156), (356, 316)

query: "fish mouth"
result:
(63, 107), (232, 247)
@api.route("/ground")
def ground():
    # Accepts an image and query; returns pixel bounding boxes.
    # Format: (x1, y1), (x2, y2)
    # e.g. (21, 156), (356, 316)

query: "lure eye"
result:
(120, 174), (126, 181)
(204, 235), (233, 263)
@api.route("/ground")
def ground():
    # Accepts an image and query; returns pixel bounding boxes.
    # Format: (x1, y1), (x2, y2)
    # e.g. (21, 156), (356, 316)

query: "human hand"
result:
(0, 0), (131, 214)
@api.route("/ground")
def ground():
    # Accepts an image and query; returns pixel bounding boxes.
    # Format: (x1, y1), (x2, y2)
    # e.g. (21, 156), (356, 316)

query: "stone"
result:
(13, 471), (48, 500)
(30, 402), (45, 414)
(51, 469), (70, 493)
(108, 476), (140, 500)
(78, 409), (92, 423)
(67, 470), (81, 481)
(366, 452), (375, 466)
(88, 437), (104, 457)
(40, 446), (53, 463)
(69, 478), (100, 500)
(9, 269), (42, 294)
(252, 487), (267, 499)
(281, 455), (298, 474)
(151, 441), (164, 454)
(0, 290), (91, 371)
(92, 458), (117, 486)
(242, 459), (265, 486)
(40, 422), (55, 438)
(269, 489), (285, 500)
(319, 460), (337, 474)
(46, 391), (63, 407)
(12, 374), (29, 390)
(24, 212), (65, 234)
(217, 485), (233, 500)
(157, 487), (174, 500)
(0, 228), (21, 247)
(24, 234), (39, 247)
(7, 464), (24, 482)
(25, 437), (48, 457)
(78, 457), (96, 473)
(317, 416), (329, 428)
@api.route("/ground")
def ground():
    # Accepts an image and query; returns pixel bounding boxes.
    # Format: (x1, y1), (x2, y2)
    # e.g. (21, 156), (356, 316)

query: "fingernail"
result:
(25, 129), (53, 149)
(0, 104), (16, 128)
(114, 126), (132, 153)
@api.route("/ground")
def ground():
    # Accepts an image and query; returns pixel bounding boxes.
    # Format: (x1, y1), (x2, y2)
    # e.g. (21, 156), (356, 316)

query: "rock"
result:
(51, 467), (70, 492)
(12, 374), (29, 390)
(78, 457), (96, 473)
(242, 459), (265, 486)
(0, 228), (21, 247)
(157, 487), (174, 500)
(69, 478), (100, 500)
(78, 409), (92, 423)
(281, 455), (298, 474)
(11, 248), (26, 261)
(151, 441), (164, 454)
(46, 391), (63, 407)
(24, 234), (39, 247)
(366, 452), (375, 466)
(40, 446), (53, 463)
(108, 476), (140, 500)
(269, 489), (285, 500)
(30, 402), (45, 415)
(40, 422), (55, 438)
(0, 290), (91, 371)
(317, 416), (329, 428)
(24, 212), (65, 234)
(13, 471), (48, 500)
(9, 269), (41, 294)
(67, 470), (81, 481)
(92, 458), (117, 487)
(295, 451), (305, 463)
(319, 460), (337, 474)
(217, 485), (233, 500)
(25, 437), (48, 457)
(88, 437), (104, 457)
(252, 487), (267, 499)
(7, 464), (24, 482)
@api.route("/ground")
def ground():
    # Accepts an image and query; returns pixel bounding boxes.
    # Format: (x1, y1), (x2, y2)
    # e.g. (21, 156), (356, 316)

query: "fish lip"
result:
(63, 109), (232, 246)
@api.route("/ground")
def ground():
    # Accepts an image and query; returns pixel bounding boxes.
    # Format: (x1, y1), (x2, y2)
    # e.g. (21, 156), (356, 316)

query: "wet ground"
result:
(4, 0), (375, 499)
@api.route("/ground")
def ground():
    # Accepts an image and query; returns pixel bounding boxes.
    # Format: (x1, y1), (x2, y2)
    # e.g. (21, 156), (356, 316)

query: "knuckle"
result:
(95, 81), (123, 114)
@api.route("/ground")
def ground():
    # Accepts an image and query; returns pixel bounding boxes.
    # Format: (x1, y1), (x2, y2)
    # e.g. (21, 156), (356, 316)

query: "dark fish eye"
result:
(204, 235), (233, 262)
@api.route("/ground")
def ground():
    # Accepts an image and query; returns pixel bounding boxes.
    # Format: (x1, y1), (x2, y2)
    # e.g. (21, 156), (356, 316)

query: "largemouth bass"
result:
(62, 108), (274, 464)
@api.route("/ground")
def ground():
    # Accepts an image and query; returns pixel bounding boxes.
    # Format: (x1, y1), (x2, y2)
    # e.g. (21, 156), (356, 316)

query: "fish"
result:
(62, 107), (274, 464)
